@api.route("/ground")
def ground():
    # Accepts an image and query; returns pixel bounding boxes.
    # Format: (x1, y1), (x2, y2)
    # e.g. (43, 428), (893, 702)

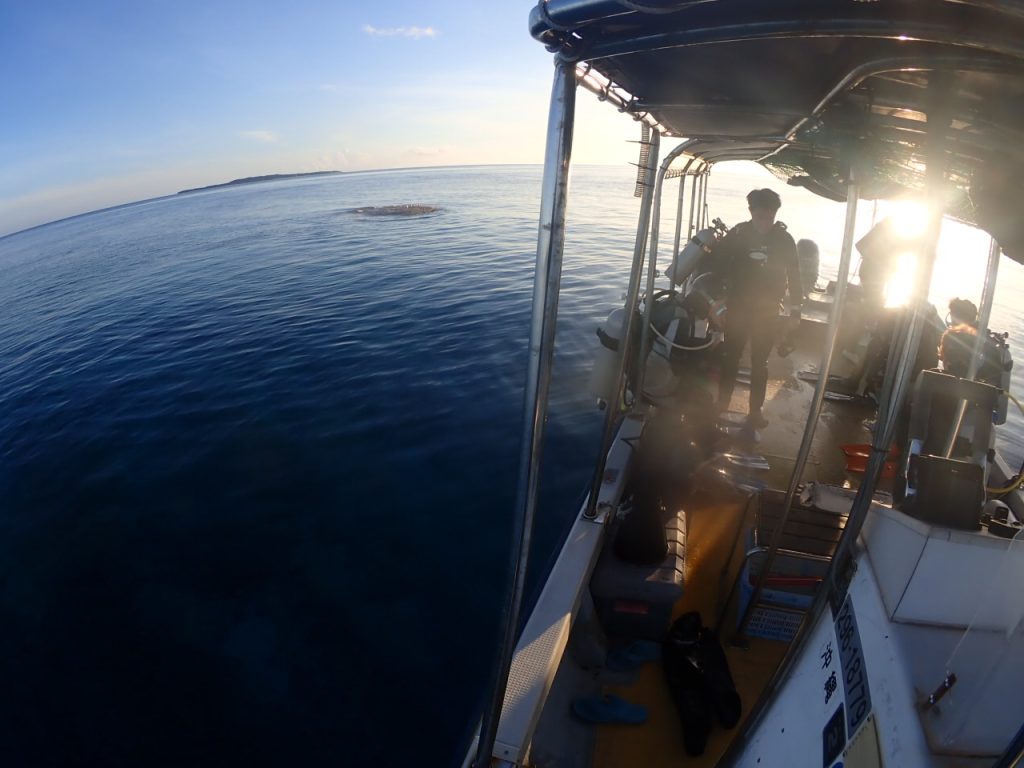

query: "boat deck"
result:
(534, 321), (881, 767)
(592, 493), (788, 768)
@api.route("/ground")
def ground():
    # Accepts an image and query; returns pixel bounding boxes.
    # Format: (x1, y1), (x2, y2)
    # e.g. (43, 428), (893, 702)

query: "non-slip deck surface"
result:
(593, 491), (789, 768)
(590, 336), (876, 768)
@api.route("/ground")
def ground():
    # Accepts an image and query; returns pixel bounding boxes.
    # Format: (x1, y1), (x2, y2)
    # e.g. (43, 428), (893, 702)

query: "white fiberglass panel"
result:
(733, 552), (932, 768)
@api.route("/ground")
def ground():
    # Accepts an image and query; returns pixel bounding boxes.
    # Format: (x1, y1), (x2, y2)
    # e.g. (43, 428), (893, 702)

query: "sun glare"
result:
(884, 252), (918, 308)
(887, 200), (931, 239)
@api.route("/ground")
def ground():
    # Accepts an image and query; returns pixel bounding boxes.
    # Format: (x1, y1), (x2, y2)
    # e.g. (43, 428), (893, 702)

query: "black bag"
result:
(613, 488), (668, 565)
(662, 612), (742, 756)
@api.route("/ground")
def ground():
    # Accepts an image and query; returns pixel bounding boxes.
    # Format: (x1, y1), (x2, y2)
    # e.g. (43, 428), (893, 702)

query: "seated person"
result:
(915, 325), (978, 458)
(839, 302), (943, 398)
(939, 322), (977, 378)
(948, 297), (978, 328)
(796, 239), (820, 298)
(832, 221), (945, 396)
(818, 222), (904, 394)
(938, 315), (1004, 386)
(911, 321), (1001, 458)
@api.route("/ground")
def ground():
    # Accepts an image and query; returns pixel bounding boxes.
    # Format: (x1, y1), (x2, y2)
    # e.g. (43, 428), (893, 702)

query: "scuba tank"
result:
(642, 274), (726, 404)
(643, 313), (681, 402)
(665, 218), (729, 287)
(589, 219), (729, 408)
(588, 308), (627, 405)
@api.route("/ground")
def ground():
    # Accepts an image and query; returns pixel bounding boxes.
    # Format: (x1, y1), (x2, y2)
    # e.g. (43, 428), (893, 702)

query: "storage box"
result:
(590, 510), (686, 640)
(908, 455), (984, 530)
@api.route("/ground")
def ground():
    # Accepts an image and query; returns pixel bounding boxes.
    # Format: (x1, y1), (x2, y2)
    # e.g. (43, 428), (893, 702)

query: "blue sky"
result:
(1, 0), (641, 235)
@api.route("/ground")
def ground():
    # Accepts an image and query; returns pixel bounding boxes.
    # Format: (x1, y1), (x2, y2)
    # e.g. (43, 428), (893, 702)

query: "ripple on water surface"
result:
(0, 167), (627, 766)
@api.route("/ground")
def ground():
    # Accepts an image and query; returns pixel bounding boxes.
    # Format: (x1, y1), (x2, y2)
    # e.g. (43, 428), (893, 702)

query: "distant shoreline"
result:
(1, 164), (581, 240)
(177, 171), (344, 195)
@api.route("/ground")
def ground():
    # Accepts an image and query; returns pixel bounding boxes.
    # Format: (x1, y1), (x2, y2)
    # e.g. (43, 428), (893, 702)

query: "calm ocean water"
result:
(1, 164), (1022, 766)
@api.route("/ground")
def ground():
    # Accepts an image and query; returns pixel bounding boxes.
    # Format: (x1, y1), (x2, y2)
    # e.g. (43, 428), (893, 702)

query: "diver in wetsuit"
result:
(714, 189), (802, 428)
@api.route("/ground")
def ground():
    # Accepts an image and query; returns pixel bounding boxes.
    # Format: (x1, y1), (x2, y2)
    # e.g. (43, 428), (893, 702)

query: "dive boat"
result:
(468, 2), (1024, 767)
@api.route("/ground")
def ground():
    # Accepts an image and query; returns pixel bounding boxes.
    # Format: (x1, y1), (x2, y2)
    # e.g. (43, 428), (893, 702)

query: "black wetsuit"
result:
(714, 221), (801, 412)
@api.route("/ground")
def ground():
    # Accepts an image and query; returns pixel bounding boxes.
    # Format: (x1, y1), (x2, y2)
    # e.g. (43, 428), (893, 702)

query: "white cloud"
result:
(239, 130), (280, 143)
(407, 144), (457, 158)
(313, 149), (370, 170)
(362, 24), (437, 39)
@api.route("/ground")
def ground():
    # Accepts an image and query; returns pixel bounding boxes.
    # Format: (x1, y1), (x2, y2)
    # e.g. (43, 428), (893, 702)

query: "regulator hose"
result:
(646, 273), (722, 352)
(649, 320), (717, 352)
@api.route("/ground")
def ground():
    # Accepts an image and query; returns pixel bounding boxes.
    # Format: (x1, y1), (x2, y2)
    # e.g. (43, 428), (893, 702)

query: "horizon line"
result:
(0, 161), (631, 241)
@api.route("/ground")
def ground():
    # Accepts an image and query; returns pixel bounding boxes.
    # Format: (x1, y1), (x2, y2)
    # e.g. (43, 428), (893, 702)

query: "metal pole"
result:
(474, 59), (576, 768)
(942, 236), (1001, 456)
(694, 172), (706, 231)
(735, 174), (859, 639)
(691, 173), (702, 232)
(721, 75), (950, 764)
(672, 175), (686, 265)
(672, 157), (701, 294)
(827, 205), (942, 597)
(836, 70), (948, 573)
(583, 130), (661, 520)
(685, 167), (710, 294)
(687, 173), (699, 240)
(636, 142), (699, 401)
(972, 238), (1002, 366)
(719, 186), (945, 767)
(700, 169), (710, 228)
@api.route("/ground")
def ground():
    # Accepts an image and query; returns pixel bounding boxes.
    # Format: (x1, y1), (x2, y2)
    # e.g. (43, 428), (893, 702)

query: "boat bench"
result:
(490, 414), (643, 765)
(590, 510), (686, 640)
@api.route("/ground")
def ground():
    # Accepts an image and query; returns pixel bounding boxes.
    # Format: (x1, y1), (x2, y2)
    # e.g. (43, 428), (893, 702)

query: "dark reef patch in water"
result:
(345, 204), (441, 217)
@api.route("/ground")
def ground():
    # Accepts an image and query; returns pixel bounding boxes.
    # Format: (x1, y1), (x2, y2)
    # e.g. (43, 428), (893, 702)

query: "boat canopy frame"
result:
(473, 4), (1024, 764)
(533, 0), (1024, 263)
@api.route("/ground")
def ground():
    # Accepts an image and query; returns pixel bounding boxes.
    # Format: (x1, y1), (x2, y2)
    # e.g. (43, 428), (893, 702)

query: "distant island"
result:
(177, 171), (343, 195)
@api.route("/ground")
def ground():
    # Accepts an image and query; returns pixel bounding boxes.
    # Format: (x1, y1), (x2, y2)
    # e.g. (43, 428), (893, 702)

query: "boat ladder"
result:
(719, 488), (850, 644)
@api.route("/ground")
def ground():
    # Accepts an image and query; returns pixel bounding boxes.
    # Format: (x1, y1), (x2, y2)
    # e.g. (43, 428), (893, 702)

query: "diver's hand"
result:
(709, 299), (728, 331)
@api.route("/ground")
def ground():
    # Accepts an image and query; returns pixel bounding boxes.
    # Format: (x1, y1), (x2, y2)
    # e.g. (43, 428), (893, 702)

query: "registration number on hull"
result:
(821, 594), (873, 767)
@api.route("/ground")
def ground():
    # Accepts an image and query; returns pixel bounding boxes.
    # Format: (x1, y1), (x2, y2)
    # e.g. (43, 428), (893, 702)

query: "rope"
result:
(1008, 391), (1024, 419)
(942, 522), (1024, 675)
(987, 473), (1024, 495)
(942, 388), (1024, 690)
(985, 391), (1024, 493)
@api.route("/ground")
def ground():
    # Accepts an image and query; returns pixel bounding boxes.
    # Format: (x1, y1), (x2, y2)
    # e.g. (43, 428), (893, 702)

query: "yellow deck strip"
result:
(592, 340), (872, 768)
(593, 489), (788, 768)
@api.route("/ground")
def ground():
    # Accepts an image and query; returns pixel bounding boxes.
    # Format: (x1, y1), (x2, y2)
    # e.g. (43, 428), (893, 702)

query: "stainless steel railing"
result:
(473, 58), (577, 768)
